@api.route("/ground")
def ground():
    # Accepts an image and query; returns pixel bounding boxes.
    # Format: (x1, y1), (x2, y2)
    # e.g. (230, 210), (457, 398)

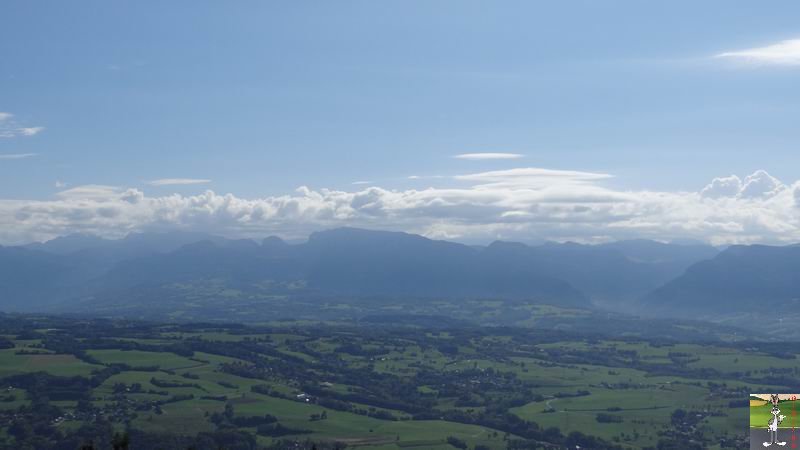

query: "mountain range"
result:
(1, 227), (795, 329)
(646, 244), (800, 315)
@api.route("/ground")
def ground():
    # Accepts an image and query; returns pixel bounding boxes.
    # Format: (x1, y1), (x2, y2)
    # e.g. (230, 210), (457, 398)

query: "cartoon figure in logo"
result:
(764, 394), (787, 447)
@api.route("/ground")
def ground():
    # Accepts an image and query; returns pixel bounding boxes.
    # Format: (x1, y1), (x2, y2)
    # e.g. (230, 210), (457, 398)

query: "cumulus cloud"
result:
(740, 170), (785, 198)
(0, 153), (37, 160)
(147, 178), (211, 186)
(453, 152), (524, 160)
(2, 168), (800, 246)
(701, 171), (785, 199)
(701, 175), (742, 198)
(715, 38), (800, 66)
(0, 112), (12, 121)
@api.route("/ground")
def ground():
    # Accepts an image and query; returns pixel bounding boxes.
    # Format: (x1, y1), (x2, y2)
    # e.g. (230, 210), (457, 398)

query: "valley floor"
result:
(0, 313), (787, 449)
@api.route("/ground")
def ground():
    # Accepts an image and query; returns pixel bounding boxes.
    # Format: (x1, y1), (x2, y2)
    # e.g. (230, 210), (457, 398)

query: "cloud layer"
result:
(3, 168), (800, 246)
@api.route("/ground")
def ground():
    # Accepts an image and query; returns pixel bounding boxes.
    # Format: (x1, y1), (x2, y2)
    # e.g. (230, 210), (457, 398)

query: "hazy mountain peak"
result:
(25, 233), (108, 255)
(309, 227), (429, 246)
(262, 236), (287, 247)
(221, 238), (259, 251)
(646, 243), (800, 316)
(122, 230), (222, 244)
(173, 239), (220, 253)
(485, 240), (529, 252)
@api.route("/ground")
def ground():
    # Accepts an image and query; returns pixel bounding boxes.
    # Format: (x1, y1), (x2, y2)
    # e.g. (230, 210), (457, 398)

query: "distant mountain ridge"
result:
(483, 239), (718, 304)
(85, 228), (586, 308)
(645, 244), (800, 315)
(0, 228), (729, 318)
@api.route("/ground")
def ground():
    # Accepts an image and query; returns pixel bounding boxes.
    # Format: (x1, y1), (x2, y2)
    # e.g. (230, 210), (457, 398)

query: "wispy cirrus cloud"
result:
(18, 127), (45, 136)
(147, 178), (211, 186)
(715, 38), (800, 66)
(408, 175), (444, 180)
(453, 152), (524, 160)
(0, 112), (45, 138)
(0, 153), (37, 160)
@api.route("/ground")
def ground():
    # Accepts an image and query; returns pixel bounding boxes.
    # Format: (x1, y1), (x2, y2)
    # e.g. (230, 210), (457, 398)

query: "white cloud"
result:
(740, 170), (785, 198)
(701, 175), (741, 198)
(0, 113), (45, 138)
(453, 152), (524, 160)
(454, 167), (613, 188)
(120, 188), (144, 204)
(55, 181), (67, 188)
(2, 169), (800, 246)
(18, 127), (45, 136)
(56, 185), (121, 200)
(794, 183), (800, 208)
(701, 171), (785, 199)
(352, 181), (372, 185)
(0, 153), (37, 160)
(407, 175), (445, 180)
(147, 178), (212, 186)
(715, 38), (800, 66)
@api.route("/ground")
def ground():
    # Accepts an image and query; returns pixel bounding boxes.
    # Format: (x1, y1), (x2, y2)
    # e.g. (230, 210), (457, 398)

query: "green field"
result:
(0, 315), (788, 449)
(86, 349), (201, 369)
(0, 348), (101, 377)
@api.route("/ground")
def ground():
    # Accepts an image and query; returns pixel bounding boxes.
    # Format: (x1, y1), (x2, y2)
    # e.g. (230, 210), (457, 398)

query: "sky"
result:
(2, 1), (800, 245)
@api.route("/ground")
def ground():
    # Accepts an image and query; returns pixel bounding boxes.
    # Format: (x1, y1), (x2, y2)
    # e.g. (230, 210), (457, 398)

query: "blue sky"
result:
(2, 1), (800, 244)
